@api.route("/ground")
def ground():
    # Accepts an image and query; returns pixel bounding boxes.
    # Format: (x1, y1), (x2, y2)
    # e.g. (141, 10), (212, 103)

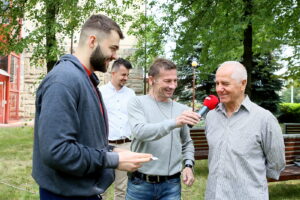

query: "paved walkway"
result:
(0, 119), (34, 127)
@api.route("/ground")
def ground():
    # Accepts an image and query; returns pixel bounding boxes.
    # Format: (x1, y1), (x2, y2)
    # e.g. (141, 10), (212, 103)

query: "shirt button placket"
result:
(216, 117), (230, 199)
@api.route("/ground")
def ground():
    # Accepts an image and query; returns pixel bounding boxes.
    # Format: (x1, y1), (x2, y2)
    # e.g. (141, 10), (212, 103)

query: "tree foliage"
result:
(250, 54), (283, 113)
(157, 0), (299, 76)
(0, 0), (27, 55)
(129, 0), (299, 80)
(127, 0), (299, 109)
(0, 0), (143, 72)
(128, 14), (165, 69)
(278, 102), (300, 123)
(173, 45), (215, 106)
(1, 0), (299, 93)
(174, 51), (283, 113)
(24, 0), (99, 72)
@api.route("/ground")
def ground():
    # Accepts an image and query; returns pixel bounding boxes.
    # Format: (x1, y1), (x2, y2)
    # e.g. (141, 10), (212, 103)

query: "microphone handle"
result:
(188, 106), (209, 128)
(198, 106), (209, 116)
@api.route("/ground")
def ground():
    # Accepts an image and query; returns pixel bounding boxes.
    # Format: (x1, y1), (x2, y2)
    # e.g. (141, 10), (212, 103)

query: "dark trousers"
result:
(39, 188), (102, 200)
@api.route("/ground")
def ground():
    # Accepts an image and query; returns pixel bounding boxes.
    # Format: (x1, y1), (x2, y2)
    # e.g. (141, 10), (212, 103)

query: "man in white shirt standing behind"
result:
(99, 58), (136, 200)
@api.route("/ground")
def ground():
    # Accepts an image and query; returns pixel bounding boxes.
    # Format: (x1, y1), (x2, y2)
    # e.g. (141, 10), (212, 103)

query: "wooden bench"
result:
(268, 134), (300, 182)
(284, 123), (300, 134)
(190, 128), (300, 182)
(190, 128), (208, 160)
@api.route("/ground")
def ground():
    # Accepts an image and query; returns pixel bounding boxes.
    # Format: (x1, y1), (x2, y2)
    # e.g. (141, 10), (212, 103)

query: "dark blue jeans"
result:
(125, 176), (181, 200)
(39, 188), (102, 200)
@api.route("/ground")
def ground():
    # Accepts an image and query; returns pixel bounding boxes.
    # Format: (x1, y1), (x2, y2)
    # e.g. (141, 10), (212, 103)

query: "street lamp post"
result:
(191, 61), (198, 111)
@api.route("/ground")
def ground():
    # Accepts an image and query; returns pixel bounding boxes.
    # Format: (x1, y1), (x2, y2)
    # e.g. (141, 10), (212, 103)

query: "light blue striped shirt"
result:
(205, 96), (285, 200)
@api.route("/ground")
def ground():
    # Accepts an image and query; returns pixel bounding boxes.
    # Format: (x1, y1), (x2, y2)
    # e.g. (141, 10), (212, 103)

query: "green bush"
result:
(278, 103), (300, 123)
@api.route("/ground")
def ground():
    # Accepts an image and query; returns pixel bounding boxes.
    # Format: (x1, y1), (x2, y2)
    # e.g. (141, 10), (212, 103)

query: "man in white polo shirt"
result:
(99, 58), (135, 200)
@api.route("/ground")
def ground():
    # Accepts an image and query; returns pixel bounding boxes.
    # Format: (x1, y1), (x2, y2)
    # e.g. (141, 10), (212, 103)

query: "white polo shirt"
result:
(99, 81), (136, 140)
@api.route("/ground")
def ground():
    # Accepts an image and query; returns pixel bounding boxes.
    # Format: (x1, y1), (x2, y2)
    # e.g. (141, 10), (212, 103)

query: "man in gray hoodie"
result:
(126, 58), (200, 200)
(32, 14), (152, 200)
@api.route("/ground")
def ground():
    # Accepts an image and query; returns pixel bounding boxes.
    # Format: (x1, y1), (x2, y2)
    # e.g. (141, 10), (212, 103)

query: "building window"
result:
(0, 0), (10, 24)
(0, 56), (8, 71)
(10, 55), (17, 82)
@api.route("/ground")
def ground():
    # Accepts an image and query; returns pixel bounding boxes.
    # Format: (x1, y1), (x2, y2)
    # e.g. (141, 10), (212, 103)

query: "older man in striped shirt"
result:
(205, 61), (285, 200)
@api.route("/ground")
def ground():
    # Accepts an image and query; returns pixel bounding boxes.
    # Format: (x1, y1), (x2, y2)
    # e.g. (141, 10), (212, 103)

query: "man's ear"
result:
(148, 76), (154, 86)
(241, 79), (247, 91)
(88, 35), (97, 48)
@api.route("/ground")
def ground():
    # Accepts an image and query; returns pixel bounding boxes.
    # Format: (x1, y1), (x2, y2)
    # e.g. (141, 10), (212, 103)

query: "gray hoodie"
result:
(128, 95), (195, 176)
(32, 54), (118, 196)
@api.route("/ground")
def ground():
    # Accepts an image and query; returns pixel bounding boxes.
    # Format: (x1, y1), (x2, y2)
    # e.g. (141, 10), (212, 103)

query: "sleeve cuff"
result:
(105, 152), (119, 168)
(184, 159), (194, 166)
(266, 168), (283, 180)
(166, 119), (177, 130)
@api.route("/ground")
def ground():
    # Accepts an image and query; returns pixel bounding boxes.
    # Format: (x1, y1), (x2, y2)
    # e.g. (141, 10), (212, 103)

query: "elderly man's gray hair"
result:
(219, 61), (247, 82)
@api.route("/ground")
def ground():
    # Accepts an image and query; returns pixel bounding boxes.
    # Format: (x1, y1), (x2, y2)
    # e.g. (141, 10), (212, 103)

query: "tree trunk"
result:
(242, 0), (253, 97)
(45, 2), (59, 73)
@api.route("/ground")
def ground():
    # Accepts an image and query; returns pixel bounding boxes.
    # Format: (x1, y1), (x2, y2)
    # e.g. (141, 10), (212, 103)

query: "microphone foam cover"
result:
(203, 95), (219, 110)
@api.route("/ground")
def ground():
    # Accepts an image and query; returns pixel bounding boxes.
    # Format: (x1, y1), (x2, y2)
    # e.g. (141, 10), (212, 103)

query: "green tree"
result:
(127, 0), (300, 110)
(0, 0), (27, 55)
(174, 51), (283, 113)
(173, 44), (215, 106)
(128, 14), (165, 93)
(0, 0), (98, 72)
(0, 0), (142, 73)
(165, 0), (298, 93)
(24, 0), (97, 72)
(250, 53), (283, 113)
(129, 0), (299, 94)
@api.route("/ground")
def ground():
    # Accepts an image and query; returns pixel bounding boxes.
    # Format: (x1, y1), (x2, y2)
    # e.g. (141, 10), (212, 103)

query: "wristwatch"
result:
(185, 164), (193, 169)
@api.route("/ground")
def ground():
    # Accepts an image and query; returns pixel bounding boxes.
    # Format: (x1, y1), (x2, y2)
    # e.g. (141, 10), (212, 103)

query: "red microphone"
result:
(189, 95), (219, 128)
(200, 95), (219, 116)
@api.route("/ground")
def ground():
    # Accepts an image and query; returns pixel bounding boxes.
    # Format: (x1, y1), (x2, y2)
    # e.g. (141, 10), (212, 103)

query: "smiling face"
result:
(111, 65), (130, 89)
(90, 30), (120, 72)
(215, 64), (247, 107)
(150, 68), (178, 102)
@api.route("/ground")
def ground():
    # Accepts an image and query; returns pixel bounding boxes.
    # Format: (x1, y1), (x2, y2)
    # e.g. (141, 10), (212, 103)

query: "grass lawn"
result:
(0, 126), (300, 200)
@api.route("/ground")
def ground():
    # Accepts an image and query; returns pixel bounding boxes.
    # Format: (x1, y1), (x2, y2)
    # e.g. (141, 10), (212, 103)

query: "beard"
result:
(90, 44), (109, 72)
(118, 79), (126, 87)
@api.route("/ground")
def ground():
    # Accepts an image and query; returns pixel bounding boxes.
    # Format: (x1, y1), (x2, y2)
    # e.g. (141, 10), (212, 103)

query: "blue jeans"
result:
(39, 188), (102, 200)
(125, 176), (181, 200)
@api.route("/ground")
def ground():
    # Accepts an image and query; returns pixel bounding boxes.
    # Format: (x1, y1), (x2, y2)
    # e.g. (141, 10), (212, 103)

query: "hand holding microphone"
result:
(176, 110), (200, 127)
(197, 95), (219, 117)
(187, 95), (219, 128)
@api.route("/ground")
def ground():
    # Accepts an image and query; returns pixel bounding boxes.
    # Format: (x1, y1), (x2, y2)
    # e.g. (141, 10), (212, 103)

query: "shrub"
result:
(278, 103), (300, 123)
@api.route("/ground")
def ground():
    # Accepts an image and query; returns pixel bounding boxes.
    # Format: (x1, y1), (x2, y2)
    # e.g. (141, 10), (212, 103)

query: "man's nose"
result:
(111, 52), (118, 60)
(216, 85), (224, 93)
(169, 82), (177, 89)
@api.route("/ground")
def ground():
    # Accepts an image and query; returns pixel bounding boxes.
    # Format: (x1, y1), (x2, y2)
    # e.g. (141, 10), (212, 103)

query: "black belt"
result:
(131, 171), (181, 183)
(108, 138), (131, 144)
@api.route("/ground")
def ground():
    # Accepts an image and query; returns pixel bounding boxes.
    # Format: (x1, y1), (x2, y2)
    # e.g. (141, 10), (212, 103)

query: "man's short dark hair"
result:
(111, 58), (132, 71)
(80, 14), (124, 41)
(148, 58), (177, 77)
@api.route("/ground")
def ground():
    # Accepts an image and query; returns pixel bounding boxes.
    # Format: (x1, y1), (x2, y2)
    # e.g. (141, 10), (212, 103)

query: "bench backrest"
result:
(284, 123), (300, 134)
(190, 128), (207, 160)
(284, 134), (300, 166)
(190, 128), (300, 166)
